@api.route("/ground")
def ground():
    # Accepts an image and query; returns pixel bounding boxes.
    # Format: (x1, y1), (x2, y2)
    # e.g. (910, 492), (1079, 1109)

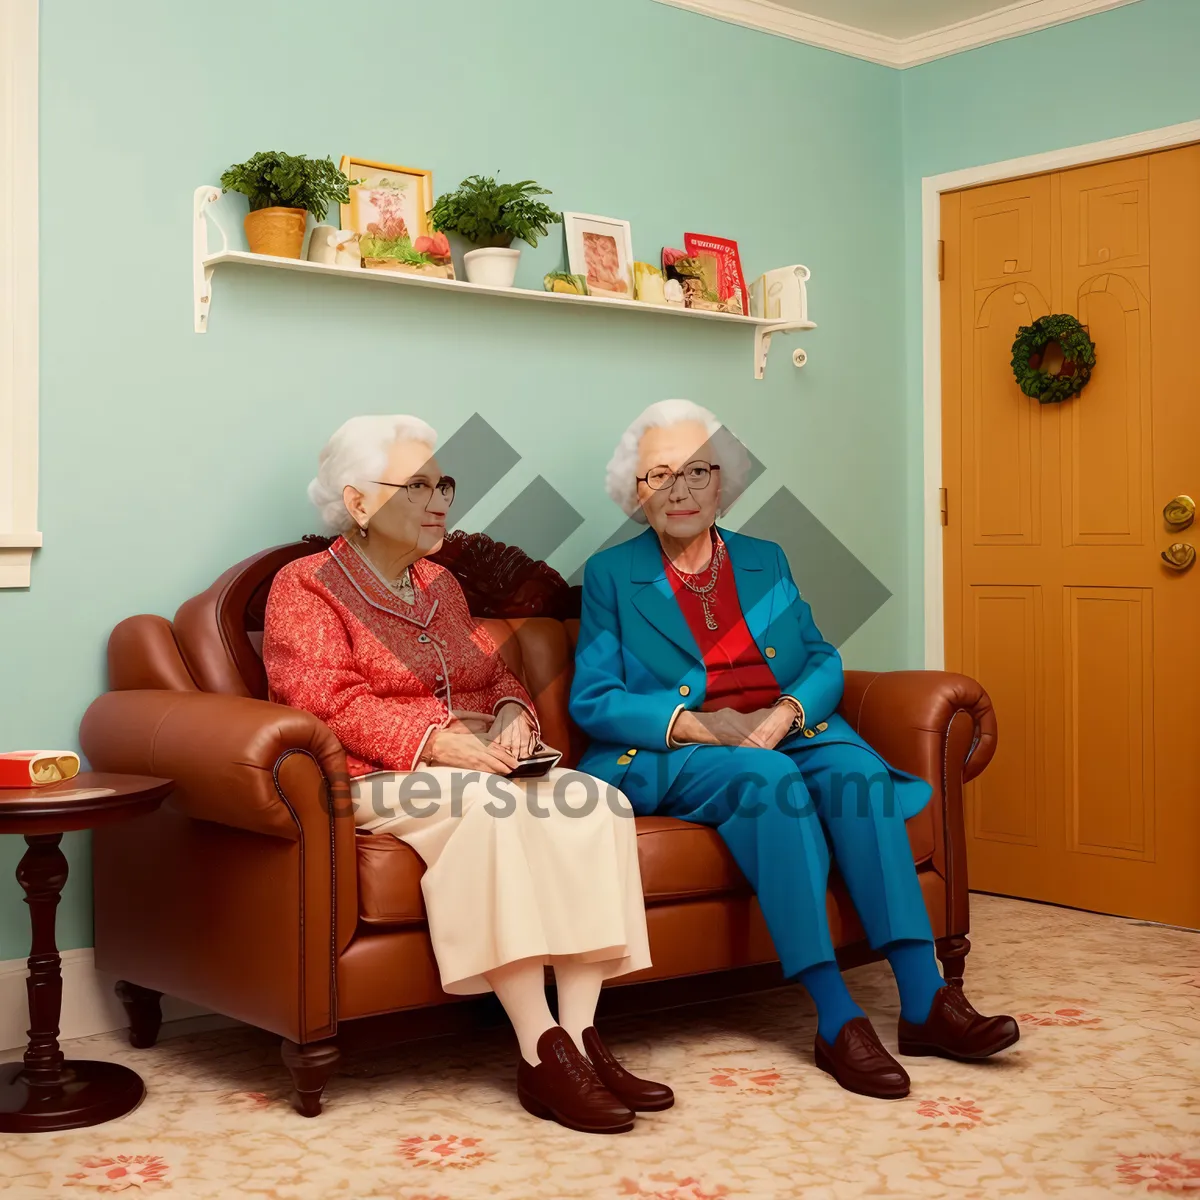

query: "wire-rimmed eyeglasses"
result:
(371, 476), (456, 507)
(635, 461), (720, 492)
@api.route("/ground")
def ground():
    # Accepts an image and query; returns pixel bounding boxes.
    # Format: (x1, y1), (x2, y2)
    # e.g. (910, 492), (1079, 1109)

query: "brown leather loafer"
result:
(581, 1026), (674, 1112)
(897, 985), (1020, 1061)
(516, 1027), (635, 1134)
(814, 1016), (910, 1099)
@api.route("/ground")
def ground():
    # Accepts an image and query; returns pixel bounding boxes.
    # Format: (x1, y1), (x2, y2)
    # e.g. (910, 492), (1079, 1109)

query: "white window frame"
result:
(0, 0), (40, 587)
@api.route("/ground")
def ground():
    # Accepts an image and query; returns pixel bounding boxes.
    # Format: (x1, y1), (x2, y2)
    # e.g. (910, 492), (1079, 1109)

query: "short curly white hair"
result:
(308, 414), (439, 533)
(605, 399), (753, 523)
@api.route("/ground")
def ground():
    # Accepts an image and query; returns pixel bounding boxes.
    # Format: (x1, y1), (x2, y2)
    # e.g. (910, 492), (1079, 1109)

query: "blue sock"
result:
(884, 939), (945, 1025)
(797, 961), (865, 1044)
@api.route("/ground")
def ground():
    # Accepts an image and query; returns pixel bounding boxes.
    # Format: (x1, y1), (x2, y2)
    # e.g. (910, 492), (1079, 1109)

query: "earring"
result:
(357, 524), (368, 539)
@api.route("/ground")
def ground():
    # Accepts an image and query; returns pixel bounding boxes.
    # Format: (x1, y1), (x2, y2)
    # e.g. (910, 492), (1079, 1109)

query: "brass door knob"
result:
(1161, 542), (1196, 571)
(1163, 495), (1196, 530)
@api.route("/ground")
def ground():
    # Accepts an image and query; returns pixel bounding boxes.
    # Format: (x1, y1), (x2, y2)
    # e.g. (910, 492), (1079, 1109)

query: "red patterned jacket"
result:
(263, 536), (537, 776)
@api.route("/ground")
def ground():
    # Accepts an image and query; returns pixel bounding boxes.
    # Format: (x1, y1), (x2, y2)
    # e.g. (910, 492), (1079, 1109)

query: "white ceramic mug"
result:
(308, 226), (360, 267)
(307, 225), (341, 264)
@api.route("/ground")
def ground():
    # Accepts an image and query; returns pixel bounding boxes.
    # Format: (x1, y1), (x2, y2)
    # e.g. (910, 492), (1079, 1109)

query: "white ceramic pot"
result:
(464, 247), (521, 288)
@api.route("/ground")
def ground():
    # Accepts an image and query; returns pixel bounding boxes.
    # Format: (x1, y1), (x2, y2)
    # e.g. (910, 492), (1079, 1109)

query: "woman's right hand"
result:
(673, 706), (794, 750)
(425, 729), (518, 775)
(445, 710), (495, 736)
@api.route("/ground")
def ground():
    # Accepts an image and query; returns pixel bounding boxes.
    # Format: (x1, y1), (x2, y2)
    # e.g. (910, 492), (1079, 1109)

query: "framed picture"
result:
(663, 236), (748, 315)
(339, 157), (434, 241)
(563, 213), (634, 299)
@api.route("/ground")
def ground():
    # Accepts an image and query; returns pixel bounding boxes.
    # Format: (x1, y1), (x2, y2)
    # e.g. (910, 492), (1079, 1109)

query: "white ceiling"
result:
(768, 0), (1042, 39)
(653, 0), (1143, 66)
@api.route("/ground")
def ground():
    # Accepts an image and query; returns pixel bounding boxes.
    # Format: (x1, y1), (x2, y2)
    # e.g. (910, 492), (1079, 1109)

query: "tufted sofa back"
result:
(105, 532), (587, 764)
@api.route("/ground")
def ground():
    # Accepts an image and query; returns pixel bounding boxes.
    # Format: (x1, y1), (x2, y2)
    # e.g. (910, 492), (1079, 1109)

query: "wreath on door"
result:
(1010, 314), (1096, 404)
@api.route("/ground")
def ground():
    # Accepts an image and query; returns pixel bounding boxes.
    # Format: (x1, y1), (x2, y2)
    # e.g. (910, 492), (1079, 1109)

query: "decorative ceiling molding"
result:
(652, 0), (1142, 67)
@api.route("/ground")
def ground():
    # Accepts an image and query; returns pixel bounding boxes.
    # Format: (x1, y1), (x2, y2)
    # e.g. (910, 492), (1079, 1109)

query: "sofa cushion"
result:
(630, 815), (751, 904)
(357, 831), (428, 929)
(356, 808), (937, 929)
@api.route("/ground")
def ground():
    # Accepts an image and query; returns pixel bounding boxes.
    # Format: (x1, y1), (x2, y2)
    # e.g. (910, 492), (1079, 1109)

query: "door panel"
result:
(1064, 586), (1154, 860)
(973, 285), (1046, 543)
(1065, 275), (1151, 545)
(966, 585), (1042, 847)
(1075, 175), (1148, 268)
(942, 145), (1200, 927)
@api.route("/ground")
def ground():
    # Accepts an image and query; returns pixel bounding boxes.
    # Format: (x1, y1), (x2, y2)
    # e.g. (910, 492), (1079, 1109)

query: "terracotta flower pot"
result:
(244, 207), (307, 258)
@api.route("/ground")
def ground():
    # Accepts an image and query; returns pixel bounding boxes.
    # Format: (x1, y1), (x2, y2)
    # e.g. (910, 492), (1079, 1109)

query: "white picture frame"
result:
(563, 212), (634, 300)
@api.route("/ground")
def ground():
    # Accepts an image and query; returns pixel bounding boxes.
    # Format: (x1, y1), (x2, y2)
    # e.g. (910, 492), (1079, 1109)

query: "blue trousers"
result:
(659, 739), (934, 978)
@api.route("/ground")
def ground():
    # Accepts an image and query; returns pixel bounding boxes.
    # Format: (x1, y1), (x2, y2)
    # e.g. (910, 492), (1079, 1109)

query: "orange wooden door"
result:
(941, 145), (1200, 927)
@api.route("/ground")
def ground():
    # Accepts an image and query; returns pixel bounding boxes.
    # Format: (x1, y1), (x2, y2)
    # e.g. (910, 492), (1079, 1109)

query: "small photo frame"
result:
(563, 212), (634, 299)
(339, 157), (433, 241)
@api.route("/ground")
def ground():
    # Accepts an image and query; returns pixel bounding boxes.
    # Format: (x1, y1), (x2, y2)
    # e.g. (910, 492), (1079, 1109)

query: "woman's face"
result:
(344, 438), (449, 558)
(634, 420), (721, 543)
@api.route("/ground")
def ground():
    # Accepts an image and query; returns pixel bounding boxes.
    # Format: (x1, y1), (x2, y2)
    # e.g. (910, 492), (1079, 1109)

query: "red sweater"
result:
(665, 541), (781, 714)
(263, 536), (536, 776)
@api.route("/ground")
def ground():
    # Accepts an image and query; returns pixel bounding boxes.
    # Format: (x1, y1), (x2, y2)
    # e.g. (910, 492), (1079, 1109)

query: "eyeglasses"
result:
(372, 476), (456, 507)
(635, 461), (720, 492)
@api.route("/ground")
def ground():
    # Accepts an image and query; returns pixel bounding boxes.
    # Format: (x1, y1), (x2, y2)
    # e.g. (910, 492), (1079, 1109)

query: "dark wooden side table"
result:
(0, 772), (173, 1132)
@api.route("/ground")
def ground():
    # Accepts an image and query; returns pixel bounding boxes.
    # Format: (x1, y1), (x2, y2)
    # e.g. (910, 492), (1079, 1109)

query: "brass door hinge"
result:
(939, 487), (949, 526)
(937, 240), (945, 282)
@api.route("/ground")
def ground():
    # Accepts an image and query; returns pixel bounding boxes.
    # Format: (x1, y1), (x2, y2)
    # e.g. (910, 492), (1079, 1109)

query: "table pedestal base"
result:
(0, 1060), (146, 1132)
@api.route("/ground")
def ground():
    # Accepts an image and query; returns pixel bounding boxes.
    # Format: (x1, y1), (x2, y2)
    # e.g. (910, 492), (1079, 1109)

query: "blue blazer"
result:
(569, 526), (930, 820)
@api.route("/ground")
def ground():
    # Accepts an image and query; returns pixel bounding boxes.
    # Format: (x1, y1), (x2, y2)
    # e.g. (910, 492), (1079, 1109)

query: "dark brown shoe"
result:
(516, 1027), (635, 1134)
(897, 985), (1020, 1061)
(814, 1016), (910, 1099)
(581, 1027), (674, 1112)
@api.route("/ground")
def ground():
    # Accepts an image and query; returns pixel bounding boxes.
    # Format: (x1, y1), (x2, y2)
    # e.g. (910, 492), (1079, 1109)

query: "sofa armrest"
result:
(79, 690), (352, 839)
(839, 669), (997, 942)
(80, 690), (358, 1041)
(840, 670), (996, 785)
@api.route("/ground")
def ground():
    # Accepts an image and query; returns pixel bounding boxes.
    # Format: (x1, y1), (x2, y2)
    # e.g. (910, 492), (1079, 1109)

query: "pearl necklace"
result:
(349, 539), (416, 605)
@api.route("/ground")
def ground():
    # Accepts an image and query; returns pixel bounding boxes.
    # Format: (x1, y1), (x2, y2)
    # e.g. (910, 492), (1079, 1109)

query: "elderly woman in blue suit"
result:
(569, 399), (1017, 1099)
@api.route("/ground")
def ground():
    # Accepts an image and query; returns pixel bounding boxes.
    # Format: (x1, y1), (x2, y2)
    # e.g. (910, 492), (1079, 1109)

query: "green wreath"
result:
(1010, 314), (1096, 404)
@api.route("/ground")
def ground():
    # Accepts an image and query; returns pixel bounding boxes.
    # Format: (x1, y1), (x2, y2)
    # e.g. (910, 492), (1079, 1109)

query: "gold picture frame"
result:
(339, 157), (434, 240)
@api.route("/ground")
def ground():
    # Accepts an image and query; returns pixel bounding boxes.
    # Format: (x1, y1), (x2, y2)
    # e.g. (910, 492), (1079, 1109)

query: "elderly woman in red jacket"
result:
(263, 414), (669, 1134)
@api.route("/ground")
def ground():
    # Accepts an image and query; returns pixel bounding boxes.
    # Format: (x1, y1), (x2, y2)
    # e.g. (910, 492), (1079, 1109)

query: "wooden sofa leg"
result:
(281, 1039), (341, 1117)
(115, 980), (163, 1048)
(936, 935), (971, 988)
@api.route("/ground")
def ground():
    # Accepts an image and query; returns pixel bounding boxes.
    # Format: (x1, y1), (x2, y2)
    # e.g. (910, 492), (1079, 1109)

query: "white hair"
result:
(605, 399), (753, 523)
(308, 414), (438, 533)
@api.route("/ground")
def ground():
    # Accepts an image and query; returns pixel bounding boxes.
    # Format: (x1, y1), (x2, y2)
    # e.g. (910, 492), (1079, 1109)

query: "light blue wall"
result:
(898, 0), (1200, 657)
(0, 0), (906, 957)
(12, 0), (1193, 966)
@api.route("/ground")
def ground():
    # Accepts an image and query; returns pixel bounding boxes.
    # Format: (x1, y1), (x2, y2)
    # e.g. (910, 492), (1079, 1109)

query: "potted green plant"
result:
(220, 151), (352, 259)
(428, 175), (561, 288)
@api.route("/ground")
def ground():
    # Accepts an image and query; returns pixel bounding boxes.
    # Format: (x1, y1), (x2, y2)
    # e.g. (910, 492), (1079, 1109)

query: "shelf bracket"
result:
(193, 185), (224, 333)
(754, 323), (813, 380)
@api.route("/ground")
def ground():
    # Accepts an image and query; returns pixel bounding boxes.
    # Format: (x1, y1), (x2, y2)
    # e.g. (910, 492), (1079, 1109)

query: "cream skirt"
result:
(351, 767), (652, 995)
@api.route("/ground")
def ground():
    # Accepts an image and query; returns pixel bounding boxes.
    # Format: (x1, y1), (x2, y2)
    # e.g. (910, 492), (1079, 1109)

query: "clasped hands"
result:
(672, 703), (798, 751)
(425, 702), (539, 774)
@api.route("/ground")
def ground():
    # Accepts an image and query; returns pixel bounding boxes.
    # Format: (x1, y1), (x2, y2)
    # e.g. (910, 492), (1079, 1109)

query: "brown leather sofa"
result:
(80, 532), (997, 1117)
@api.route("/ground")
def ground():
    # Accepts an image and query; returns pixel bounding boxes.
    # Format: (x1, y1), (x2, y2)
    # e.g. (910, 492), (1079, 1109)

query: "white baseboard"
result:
(0, 948), (237, 1056)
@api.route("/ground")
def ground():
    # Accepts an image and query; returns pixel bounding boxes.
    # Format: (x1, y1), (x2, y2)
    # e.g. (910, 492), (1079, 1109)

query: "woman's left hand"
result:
(490, 702), (539, 759)
(678, 704), (795, 750)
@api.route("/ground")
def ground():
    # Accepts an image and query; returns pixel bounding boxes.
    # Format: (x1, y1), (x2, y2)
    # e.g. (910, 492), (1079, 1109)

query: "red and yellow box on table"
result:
(0, 751), (81, 788)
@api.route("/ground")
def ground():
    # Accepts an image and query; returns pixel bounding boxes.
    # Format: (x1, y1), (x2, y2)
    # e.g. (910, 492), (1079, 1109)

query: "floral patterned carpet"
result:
(1, 895), (1198, 1199)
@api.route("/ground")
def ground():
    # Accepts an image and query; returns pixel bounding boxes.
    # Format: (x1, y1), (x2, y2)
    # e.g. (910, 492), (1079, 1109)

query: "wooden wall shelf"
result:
(193, 185), (815, 379)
